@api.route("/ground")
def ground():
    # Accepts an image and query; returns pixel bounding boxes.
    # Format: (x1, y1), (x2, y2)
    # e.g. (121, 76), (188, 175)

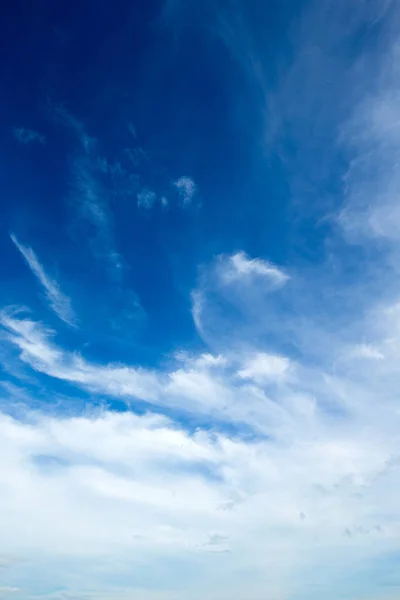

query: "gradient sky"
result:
(1, 0), (400, 599)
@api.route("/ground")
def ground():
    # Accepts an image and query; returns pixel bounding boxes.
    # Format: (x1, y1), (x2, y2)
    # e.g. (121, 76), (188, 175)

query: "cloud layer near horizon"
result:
(2, 240), (400, 599)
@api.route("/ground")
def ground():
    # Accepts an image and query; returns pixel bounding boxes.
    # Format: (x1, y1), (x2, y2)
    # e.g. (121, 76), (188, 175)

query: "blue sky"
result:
(1, 0), (400, 598)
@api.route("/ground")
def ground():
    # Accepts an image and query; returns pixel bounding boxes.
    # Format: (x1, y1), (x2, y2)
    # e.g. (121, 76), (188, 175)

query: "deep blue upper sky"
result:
(0, 0), (300, 355)
(1, 0), (345, 366)
(2, 1), (400, 599)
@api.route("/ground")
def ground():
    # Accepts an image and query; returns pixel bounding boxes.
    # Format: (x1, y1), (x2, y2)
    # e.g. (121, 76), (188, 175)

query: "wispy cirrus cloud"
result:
(0, 312), (159, 404)
(67, 139), (126, 278)
(47, 103), (127, 278)
(70, 154), (126, 277)
(338, 38), (400, 246)
(13, 127), (45, 145)
(10, 234), (77, 327)
(221, 251), (289, 287)
(191, 251), (290, 349)
(43, 105), (152, 335)
(48, 100), (94, 152)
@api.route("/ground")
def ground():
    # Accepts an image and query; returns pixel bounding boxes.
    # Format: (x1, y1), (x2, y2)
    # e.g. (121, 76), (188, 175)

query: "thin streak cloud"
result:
(10, 235), (77, 327)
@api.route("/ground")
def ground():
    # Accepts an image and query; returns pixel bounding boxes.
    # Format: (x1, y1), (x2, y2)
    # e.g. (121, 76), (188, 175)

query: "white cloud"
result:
(190, 252), (290, 350)
(191, 290), (206, 340)
(238, 352), (290, 383)
(173, 176), (197, 205)
(0, 313), (286, 429)
(304, 10), (400, 247)
(13, 128), (45, 145)
(0, 313), (160, 403)
(221, 252), (289, 286)
(0, 410), (229, 594)
(10, 235), (77, 327)
(3, 266), (400, 597)
(352, 344), (385, 360)
(338, 62), (400, 243)
(175, 352), (227, 369)
(1, 342), (400, 599)
(137, 188), (157, 209)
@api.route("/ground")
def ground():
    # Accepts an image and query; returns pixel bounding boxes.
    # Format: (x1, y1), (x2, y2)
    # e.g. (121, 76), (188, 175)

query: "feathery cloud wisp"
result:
(222, 251), (289, 286)
(13, 127), (45, 145)
(10, 235), (77, 327)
